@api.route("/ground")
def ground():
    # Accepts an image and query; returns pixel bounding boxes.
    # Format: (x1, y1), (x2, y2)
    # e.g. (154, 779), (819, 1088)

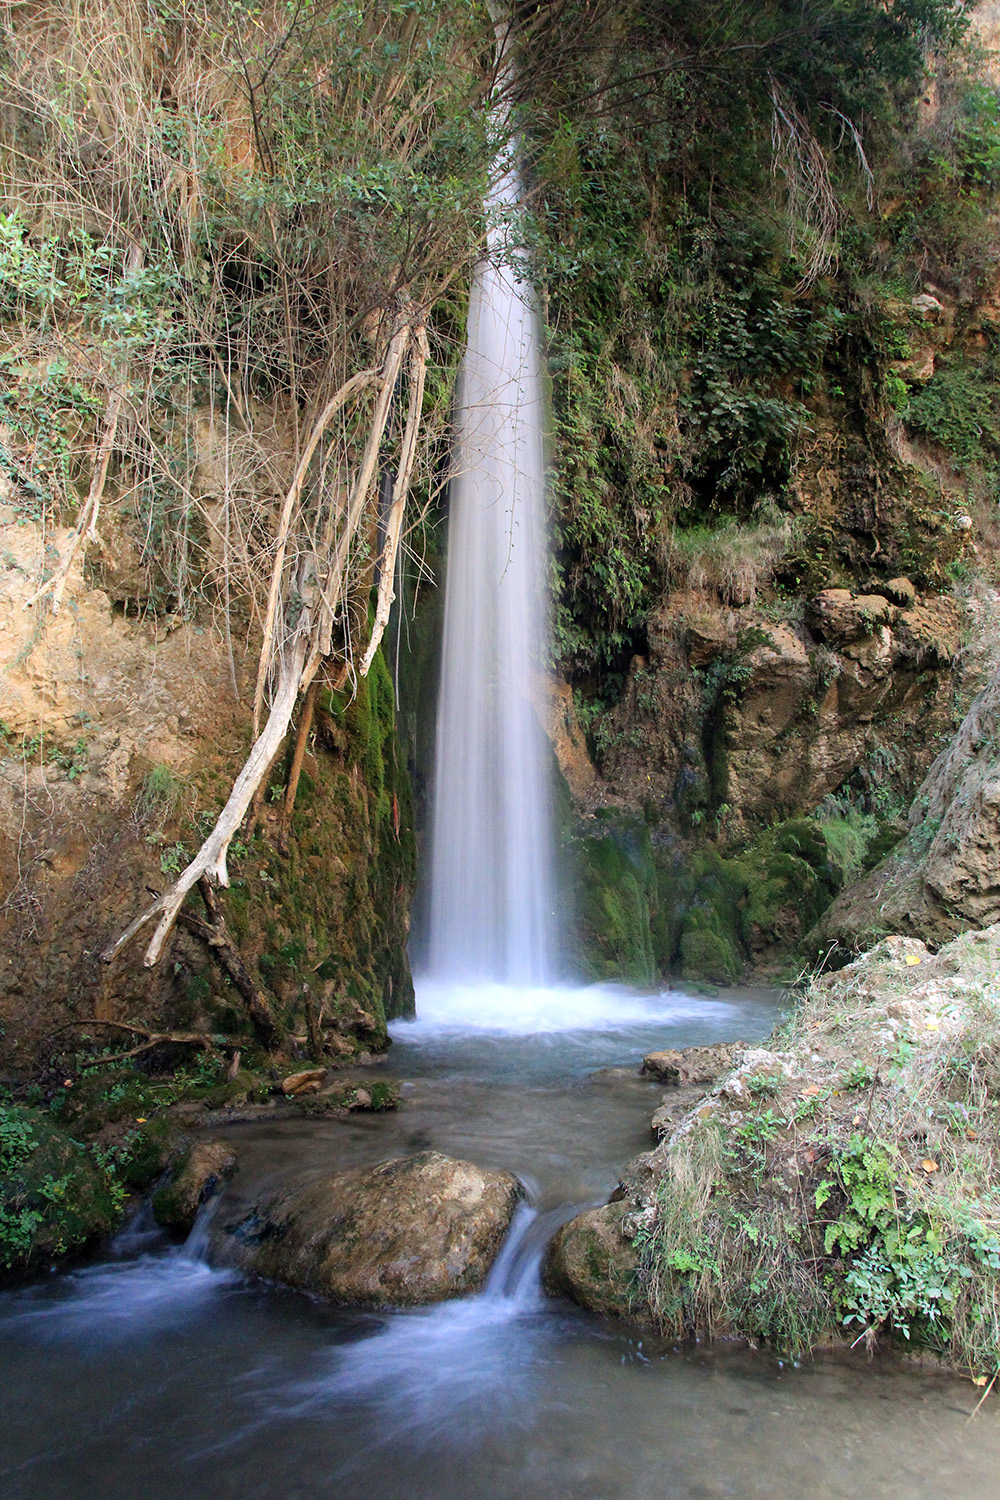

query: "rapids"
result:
(3, 983), (1000, 1500)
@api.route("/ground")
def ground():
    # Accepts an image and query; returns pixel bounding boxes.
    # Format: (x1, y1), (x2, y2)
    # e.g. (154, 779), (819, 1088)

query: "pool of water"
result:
(3, 980), (999, 1500)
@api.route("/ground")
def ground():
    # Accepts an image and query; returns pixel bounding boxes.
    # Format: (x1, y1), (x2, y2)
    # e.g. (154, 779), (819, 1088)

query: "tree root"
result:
(176, 878), (280, 1049)
(51, 1018), (239, 1066)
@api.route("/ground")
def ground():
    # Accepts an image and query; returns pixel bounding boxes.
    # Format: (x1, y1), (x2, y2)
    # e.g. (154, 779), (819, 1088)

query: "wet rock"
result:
(281, 1068), (327, 1096)
(153, 1139), (238, 1232)
(215, 1151), (523, 1306)
(651, 1090), (706, 1138)
(296, 1077), (401, 1114)
(641, 1042), (738, 1087)
(641, 1049), (683, 1082)
(535, 674), (597, 801)
(544, 1202), (650, 1323)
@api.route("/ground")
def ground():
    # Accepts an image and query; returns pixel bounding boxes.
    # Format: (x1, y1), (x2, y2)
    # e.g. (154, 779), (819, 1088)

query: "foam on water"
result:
(264, 1203), (555, 1444)
(0, 1202), (237, 1345)
(395, 978), (737, 1039)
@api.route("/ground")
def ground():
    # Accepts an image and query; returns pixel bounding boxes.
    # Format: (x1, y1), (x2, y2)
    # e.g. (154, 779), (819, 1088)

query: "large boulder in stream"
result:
(214, 1150), (523, 1306)
(152, 1139), (238, 1233)
(545, 1202), (651, 1324)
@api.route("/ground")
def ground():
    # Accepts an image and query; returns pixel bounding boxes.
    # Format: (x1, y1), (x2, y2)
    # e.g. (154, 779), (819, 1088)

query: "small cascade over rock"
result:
(426, 163), (556, 985)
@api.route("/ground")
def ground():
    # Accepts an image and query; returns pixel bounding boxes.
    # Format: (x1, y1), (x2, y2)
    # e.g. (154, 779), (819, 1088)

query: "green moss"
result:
(573, 820), (657, 983)
(0, 1106), (122, 1271)
(572, 802), (893, 985)
(680, 922), (742, 985)
(220, 643), (416, 1047)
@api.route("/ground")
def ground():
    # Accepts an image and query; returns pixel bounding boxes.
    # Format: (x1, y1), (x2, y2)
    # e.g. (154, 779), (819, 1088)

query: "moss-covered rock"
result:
(0, 1105), (123, 1272)
(544, 1201), (650, 1323)
(614, 925), (1000, 1376)
(573, 818), (657, 983)
(152, 1139), (237, 1233)
(570, 805), (892, 986)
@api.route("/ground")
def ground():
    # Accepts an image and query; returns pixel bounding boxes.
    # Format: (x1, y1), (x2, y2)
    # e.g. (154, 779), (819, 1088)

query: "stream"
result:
(3, 980), (1000, 1500)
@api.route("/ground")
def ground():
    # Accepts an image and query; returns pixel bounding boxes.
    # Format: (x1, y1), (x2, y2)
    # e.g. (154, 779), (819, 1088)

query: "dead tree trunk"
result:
(278, 679), (318, 853)
(177, 878), (280, 1050)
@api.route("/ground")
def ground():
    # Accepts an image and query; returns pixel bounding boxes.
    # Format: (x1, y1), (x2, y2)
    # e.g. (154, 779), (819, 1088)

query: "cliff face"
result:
(531, 6), (1000, 983)
(0, 489), (415, 1075)
(813, 665), (1000, 957)
(5, 0), (1000, 1057)
(542, 281), (996, 982)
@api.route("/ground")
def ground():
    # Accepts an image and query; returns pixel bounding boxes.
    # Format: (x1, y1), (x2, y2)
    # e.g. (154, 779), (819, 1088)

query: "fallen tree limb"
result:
(359, 322), (429, 677)
(315, 315), (412, 663)
(105, 306), (423, 975)
(102, 629), (309, 967)
(252, 364), (380, 735)
(51, 1017), (238, 1065)
(176, 877), (280, 1049)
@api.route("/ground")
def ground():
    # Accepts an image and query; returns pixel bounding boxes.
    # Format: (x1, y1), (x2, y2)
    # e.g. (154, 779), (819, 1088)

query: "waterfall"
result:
(425, 167), (556, 986)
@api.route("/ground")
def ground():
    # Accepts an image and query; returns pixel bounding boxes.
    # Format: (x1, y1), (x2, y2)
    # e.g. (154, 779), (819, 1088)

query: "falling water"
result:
(426, 167), (556, 985)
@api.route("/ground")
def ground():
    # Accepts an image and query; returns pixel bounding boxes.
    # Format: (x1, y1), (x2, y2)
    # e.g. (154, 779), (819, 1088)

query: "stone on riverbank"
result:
(214, 1150), (522, 1306)
(544, 1202), (650, 1322)
(152, 1139), (238, 1232)
(641, 1043), (738, 1085)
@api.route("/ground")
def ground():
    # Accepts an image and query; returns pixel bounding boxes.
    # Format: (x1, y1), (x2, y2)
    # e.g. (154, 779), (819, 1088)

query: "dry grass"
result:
(631, 925), (1000, 1374)
(663, 504), (800, 607)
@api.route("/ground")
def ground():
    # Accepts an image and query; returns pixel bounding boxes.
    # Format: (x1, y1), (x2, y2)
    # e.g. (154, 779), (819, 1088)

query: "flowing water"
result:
(3, 982), (1000, 1500)
(426, 163), (555, 984)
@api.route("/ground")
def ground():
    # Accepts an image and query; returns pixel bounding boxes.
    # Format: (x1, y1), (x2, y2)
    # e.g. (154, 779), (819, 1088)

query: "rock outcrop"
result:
(214, 1151), (523, 1306)
(812, 670), (1000, 955)
(152, 1139), (238, 1233)
(641, 1043), (739, 1086)
(544, 1201), (650, 1323)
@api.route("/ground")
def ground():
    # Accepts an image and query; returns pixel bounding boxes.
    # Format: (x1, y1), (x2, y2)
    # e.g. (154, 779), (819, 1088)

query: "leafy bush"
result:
(905, 355), (1000, 469)
(0, 1105), (122, 1271)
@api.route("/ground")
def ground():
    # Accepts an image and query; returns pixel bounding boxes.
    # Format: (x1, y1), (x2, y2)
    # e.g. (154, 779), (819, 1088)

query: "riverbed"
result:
(3, 981), (999, 1500)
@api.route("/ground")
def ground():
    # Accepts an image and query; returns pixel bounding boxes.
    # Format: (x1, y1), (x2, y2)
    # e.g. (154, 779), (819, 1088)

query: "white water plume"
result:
(426, 166), (556, 985)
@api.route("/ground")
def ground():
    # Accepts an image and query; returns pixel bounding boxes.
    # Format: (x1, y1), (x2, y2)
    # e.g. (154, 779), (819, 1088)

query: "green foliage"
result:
(842, 1061), (876, 1091)
(140, 764), (183, 821)
(905, 354), (1000, 469)
(0, 1104), (122, 1271)
(817, 1135), (966, 1343)
(529, 0), (983, 692)
(727, 1106), (785, 1180)
(0, 0), (498, 619)
(816, 1135), (898, 1254)
(840, 1216), (961, 1341)
(0, 722), (91, 779)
